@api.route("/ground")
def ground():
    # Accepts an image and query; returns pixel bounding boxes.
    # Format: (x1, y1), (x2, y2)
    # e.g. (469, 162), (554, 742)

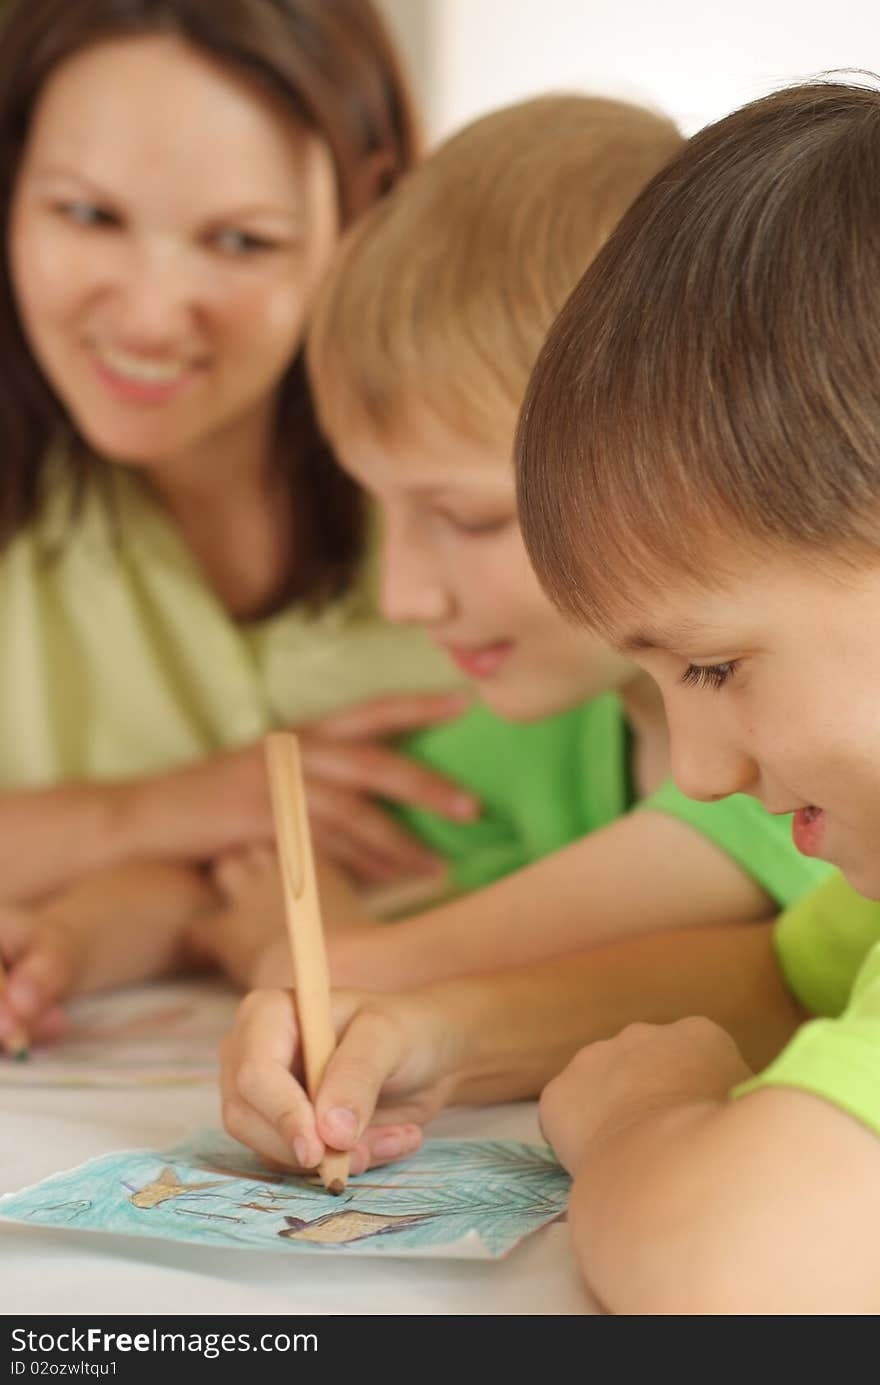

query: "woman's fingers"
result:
(306, 782), (445, 880)
(306, 691), (472, 741)
(301, 738), (478, 821)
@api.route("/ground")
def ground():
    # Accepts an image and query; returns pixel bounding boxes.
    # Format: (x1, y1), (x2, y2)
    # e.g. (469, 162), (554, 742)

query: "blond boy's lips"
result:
(439, 640), (514, 678)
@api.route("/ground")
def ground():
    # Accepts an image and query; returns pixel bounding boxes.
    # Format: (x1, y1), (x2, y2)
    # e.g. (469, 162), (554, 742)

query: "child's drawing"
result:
(0, 1131), (570, 1260)
(0, 979), (237, 1088)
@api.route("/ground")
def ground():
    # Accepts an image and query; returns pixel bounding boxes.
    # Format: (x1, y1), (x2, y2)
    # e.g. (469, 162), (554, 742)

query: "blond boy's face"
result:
(610, 548), (880, 897)
(332, 408), (636, 721)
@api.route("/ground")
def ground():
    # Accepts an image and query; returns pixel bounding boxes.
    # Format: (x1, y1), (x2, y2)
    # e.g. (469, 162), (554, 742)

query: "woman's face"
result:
(9, 35), (339, 469)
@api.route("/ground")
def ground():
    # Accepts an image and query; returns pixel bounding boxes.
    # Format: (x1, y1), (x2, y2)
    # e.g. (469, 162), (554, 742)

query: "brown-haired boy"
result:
(518, 79), (880, 1312)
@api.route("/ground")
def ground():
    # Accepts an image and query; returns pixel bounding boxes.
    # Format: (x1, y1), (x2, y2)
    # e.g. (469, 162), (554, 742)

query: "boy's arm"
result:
(541, 1024), (880, 1314)
(329, 809), (776, 990)
(220, 919), (804, 1173)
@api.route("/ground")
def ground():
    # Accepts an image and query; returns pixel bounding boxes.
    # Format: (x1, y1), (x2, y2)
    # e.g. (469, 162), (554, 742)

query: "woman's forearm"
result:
(0, 747), (272, 904)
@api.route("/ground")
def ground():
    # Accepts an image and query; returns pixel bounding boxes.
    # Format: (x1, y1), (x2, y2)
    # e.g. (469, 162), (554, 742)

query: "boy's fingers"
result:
(221, 991), (322, 1162)
(222, 1091), (322, 1172)
(315, 1008), (411, 1149)
(230, 1057), (322, 1165)
(5, 936), (77, 1020)
(357, 1123), (425, 1168)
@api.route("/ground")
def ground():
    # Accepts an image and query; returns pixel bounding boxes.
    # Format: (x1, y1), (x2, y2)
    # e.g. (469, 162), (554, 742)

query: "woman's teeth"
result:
(96, 346), (188, 385)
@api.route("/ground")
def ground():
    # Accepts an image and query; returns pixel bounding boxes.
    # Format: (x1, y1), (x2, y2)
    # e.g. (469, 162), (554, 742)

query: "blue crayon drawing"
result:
(0, 1132), (570, 1260)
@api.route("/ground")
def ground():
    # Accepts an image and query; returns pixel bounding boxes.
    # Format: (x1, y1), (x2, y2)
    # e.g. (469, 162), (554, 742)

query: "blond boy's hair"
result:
(308, 94), (682, 445)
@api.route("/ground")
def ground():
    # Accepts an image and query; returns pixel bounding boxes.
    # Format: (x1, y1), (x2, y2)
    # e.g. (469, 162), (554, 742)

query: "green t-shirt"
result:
(398, 695), (832, 904)
(737, 873), (880, 1136)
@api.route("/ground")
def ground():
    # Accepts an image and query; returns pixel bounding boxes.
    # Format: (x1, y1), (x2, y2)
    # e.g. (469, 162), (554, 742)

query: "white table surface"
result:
(0, 1082), (598, 1315)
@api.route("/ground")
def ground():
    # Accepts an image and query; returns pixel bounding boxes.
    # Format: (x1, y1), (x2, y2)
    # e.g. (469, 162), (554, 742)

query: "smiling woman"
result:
(0, 0), (488, 1047)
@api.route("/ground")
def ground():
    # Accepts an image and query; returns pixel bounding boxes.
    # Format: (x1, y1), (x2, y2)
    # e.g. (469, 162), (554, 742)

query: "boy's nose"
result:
(380, 568), (453, 626)
(670, 735), (758, 803)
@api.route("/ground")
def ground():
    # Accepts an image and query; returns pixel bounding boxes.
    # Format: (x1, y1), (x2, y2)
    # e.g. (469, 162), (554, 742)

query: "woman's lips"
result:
(442, 641), (514, 678)
(792, 805), (826, 857)
(90, 348), (197, 404)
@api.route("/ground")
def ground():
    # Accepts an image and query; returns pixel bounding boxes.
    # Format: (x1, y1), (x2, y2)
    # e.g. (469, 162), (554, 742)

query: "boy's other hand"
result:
(540, 1017), (753, 1176)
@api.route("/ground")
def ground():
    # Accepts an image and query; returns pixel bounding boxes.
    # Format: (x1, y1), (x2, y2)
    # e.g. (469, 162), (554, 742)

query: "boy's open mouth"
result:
(792, 805), (826, 857)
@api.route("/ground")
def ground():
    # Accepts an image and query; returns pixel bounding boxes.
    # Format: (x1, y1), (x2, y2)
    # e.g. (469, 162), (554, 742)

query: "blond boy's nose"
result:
(380, 564), (452, 626)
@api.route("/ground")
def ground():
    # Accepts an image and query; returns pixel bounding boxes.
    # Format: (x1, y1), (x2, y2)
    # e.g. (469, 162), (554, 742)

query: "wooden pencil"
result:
(264, 731), (350, 1195)
(0, 955), (30, 1061)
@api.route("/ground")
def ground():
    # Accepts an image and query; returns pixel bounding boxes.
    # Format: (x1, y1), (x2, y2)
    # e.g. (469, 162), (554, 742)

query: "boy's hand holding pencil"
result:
(264, 733), (368, 1192)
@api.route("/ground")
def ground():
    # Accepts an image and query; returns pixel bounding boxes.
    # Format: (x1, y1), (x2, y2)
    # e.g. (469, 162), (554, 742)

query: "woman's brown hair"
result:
(0, 0), (419, 603)
(516, 78), (880, 634)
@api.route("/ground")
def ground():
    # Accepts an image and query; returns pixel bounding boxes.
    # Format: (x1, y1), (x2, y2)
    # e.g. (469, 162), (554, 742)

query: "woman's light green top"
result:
(0, 458), (458, 786)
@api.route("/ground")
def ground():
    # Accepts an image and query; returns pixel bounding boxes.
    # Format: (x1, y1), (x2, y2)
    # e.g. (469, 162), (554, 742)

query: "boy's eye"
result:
(211, 228), (275, 256)
(55, 201), (118, 229)
(680, 660), (739, 691)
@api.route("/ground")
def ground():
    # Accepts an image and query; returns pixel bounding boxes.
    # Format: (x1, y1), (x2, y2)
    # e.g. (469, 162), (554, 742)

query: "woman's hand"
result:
(120, 689), (478, 886)
(220, 985), (464, 1173)
(295, 690), (478, 883)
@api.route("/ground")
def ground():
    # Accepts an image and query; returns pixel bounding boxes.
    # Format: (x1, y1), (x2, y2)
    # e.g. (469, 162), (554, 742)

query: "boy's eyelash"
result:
(680, 661), (739, 691)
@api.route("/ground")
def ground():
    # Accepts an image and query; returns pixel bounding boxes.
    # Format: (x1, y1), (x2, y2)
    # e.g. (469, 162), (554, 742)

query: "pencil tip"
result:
(11, 1045), (29, 1062)
(328, 1179), (345, 1195)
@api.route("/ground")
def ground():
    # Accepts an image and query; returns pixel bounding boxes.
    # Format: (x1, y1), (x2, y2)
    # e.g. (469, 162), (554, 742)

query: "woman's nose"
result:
(111, 239), (197, 346)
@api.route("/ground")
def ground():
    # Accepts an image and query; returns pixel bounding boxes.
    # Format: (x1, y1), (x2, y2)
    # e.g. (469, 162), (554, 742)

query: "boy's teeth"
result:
(97, 347), (187, 384)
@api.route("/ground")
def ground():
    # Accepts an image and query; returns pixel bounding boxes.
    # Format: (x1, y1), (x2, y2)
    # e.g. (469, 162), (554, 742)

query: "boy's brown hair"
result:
(308, 94), (682, 447)
(516, 79), (880, 634)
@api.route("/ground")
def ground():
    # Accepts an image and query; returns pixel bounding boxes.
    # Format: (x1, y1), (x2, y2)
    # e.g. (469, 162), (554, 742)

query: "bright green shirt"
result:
(0, 458), (459, 786)
(398, 695), (833, 903)
(737, 873), (880, 1136)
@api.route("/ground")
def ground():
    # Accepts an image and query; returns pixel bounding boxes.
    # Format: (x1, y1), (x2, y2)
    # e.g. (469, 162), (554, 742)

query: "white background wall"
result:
(379, 0), (880, 140)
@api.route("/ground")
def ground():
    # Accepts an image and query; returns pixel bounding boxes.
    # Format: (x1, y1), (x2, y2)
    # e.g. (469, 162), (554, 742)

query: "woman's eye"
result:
(211, 228), (275, 256)
(440, 514), (512, 536)
(56, 201), (118, 229)
(680, 660), (739, 691)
